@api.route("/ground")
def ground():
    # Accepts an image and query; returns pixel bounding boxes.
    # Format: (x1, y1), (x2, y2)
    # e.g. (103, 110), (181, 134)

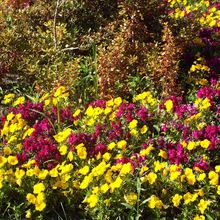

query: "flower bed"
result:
(0, 83), (219, 219)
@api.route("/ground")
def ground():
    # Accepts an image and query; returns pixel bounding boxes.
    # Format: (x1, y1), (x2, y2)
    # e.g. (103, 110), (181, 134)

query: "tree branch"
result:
(53, 0), (60, 50)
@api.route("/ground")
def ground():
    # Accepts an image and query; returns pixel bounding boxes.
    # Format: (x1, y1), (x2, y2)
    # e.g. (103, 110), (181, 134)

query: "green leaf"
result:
(136, 178), (141, 195)
(153, 125), (160, 133)
(121, 203), (135, 211)
(206, 214), (214, 220)
(140, 197), (151, 206)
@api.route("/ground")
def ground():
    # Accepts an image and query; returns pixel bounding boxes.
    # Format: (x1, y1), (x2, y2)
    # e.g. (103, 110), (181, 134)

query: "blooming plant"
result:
(0, 80), (219, 219)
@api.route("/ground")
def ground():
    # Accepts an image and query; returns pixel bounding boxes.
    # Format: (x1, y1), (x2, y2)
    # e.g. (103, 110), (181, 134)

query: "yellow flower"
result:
(197, 173), (206, 181)
(200, 139), (210, 149)
(23, 128), (35, 139)
(172, 194), (182, 207)
(187, 141), (196, 151)
(22, 159), (35, 169)
(7, 156), (18, 165)
(193, 215), (205, 220)
(140, 125), (148, 134)
(215, 165), (220, 173)
(217, 186), (220, 195)
(92, 161), (109, 176)
(85, 106), (94, 117)
(3, 93), (15, 104)
(158, 150), (167, 159)
(147, 172), (157, 184)
(148, 195), (163, 209)
(187, 174), (196, 185)
(100, 183), (109, 194)
(130, 129), (137, 136)
(15, 168), (25, 179)
(40, 92), (49, 101)
(114, 97), (122, 106)
(72, 180), (78, 189)
(140, 145), (154, 156)
(60, 163), (73, 175)
(85, 194), (99, 208)
(110, 176), (123, 192)
(9, 124), (18, 133)
(0, 181), (3, 189)
(208, 171), (219, 185)
(164, 99), (173, 112)
(6, 112), (15, 121)
(38, 169), (48, 180)
(102, 152), (111, 161)
(96, 152), (101, 160)
(114, 153), (122, 160)
(124, 192), (138, 205)
(109, 111), (116, 121)
(35, 193), (46, 211)
(198, 199), (210, 214)
(33, 182), (45, 194)
(78, 165), (90, 175)
(209, 20), (216, 27)
(76, 145), (87, 159)
(119, 163), (132, 176)
(195, 189), (204, 197)
(105, 169), (113, 183)
(25, 209), (32, 218)
(185, 168), (196, 185)
(0, 156), (7, 167)
(45, 99), (51, 106)
(117, 140), (127, 150)
(54, 86), (69, 98)
(128, 119), (138, 130)
(26, 169), (34, 177)
(53, 128), (72, 143)
(190, 64), (197, 72)
(192, 193), (198, 202)
(73, 109), (81, 117)
(13, 96), (25, 106)
(80, 174), (93, 189)
(59, 145), (68, 155)
(154, 161), (166, 172)
(3, 146), (12, 155)
(106, 99), (114, 107)
(67, 151), (74, 161)
(195, 98), (211, 110)
(86, 118), (95, 126)
(17, 118), (26, 130)
(26, 193), (36, 204)
(4, 93), (15, 100)
(139, 166), (149, 175)
(183, 192), (193, 204)
(170, 170), (181, 181)
(93, 107), (103, 116)
(134, 92), (149, 101)
(49, 167), (59, 177)
(34, 166), (40, 176)
(7, 135), (17, 144)
(163, 168), (169, 177)
(104, 107), (112, 115)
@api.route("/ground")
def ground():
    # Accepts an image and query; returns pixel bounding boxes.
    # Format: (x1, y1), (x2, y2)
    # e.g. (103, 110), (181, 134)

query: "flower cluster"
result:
(0, 80), (219, 219)
(166, 0), (220, 28)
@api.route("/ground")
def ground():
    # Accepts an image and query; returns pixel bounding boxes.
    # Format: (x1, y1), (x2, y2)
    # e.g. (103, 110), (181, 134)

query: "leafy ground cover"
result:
(0, 0), (220, 219)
